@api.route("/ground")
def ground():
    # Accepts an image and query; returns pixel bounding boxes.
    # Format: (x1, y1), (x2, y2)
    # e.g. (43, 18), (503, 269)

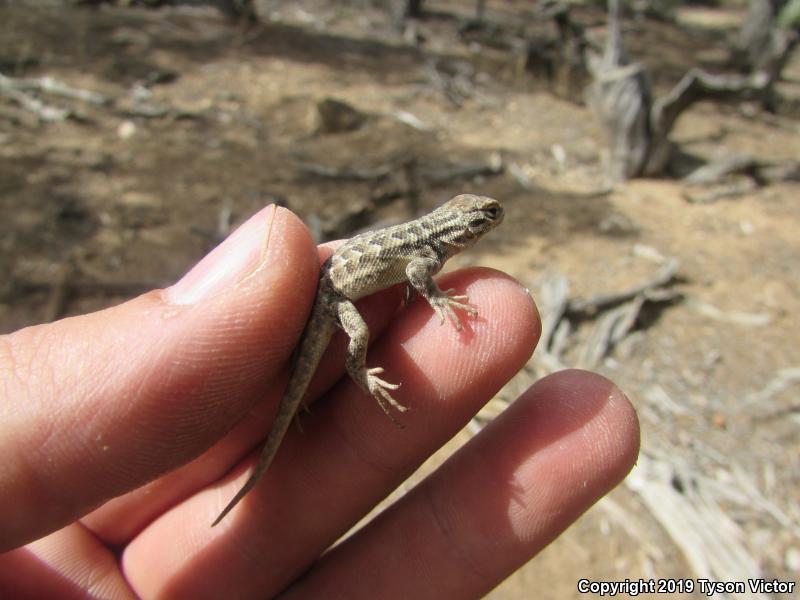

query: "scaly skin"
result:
(212, 194), (504, 526)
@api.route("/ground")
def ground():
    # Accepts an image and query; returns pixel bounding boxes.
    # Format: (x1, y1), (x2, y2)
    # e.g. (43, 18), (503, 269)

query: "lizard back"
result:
(327, 195), (503, 300)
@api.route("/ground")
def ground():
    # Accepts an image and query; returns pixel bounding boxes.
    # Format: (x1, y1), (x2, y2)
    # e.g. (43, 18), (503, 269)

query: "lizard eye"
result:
(483, 206), (500, 219)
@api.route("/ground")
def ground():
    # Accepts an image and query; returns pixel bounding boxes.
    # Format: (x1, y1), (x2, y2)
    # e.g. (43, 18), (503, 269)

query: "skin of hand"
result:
(0, 205), (640, 599)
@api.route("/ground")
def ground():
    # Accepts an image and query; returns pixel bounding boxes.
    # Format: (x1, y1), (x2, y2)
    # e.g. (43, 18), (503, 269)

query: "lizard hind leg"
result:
(365, 366), (407, 427)
(361, 367), (407, 429)
(336, 299), (408, 425)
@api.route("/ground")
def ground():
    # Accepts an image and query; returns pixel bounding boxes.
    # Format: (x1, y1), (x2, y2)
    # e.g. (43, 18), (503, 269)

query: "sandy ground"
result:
(1, 1), (798, 597)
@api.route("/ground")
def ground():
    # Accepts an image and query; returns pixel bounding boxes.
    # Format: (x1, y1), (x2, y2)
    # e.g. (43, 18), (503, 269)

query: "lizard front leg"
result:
(335, 299), (407, 422)
(406, 257), (477, 331)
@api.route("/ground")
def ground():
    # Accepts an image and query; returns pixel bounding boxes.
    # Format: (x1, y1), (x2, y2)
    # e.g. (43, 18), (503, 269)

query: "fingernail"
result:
(166, 205), (277, 305)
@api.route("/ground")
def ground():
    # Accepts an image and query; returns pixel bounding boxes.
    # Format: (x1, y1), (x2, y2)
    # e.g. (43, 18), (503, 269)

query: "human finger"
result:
(0, 205), (318, 550)
(286, 369), (640, 598)
(123, 269), (539, 598)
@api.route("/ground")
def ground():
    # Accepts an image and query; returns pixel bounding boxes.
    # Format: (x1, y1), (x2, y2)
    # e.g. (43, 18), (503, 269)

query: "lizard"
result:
(212, 193), (504, 526)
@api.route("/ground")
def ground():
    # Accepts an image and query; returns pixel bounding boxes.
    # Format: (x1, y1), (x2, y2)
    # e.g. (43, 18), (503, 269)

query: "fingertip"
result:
(451, 266), (540, 340)
(472, 369), (640, 554)
(447, 267), (541, 373)
(520, 369), (641, 480)
(166, 204), (317, 305)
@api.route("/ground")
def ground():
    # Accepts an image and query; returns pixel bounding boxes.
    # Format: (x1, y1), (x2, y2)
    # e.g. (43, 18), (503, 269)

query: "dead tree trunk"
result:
(587, 0), (793, 181)
(585, 0), (653, 181)
(732, 0), (789, 72)
(391, 0), (423, 21)
(730, 0), (799, 109)
(647, 69), (770, 174)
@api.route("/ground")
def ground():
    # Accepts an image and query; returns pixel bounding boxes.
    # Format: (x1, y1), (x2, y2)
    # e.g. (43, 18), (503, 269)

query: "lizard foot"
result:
(429, 288), (478, 331)
(366, 367), (407, 426)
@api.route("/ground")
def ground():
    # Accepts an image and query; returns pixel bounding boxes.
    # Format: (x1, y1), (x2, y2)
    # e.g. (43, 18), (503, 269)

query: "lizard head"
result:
(438, 194), (504, 247)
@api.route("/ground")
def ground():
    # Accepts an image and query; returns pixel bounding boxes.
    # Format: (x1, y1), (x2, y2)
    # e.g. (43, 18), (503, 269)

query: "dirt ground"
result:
(1, 1), (799, 598)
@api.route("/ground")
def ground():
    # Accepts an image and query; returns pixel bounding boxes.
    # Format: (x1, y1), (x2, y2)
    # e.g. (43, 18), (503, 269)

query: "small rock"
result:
(316, 98), (367, 134)
(118, 120), (137, 140)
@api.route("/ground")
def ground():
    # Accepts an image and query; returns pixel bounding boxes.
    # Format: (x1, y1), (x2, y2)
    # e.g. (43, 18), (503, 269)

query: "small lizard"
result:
(212, 194), (504, 526)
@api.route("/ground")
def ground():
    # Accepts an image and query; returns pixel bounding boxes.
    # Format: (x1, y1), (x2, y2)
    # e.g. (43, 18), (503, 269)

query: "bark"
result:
(588, 0), (796, 179)
(586, 0), (653, 180)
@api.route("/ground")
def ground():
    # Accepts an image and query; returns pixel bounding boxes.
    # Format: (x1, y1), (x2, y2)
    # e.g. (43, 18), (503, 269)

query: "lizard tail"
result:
(212, 294), (337, 526)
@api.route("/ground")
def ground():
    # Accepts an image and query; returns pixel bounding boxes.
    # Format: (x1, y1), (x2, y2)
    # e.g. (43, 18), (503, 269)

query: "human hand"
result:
(0, 205), (639, 598)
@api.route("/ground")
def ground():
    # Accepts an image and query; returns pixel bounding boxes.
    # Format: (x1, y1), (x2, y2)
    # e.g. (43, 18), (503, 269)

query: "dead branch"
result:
(294, 161), (399, 181)
(0, 72), (112, 123)
(538, 273), (570, 352)
(588, 0), (798, 179)
(295, 156), (502, 186)
(117, 104), (171, 119)
(647, 69), (771, 174)
(415, 157), (503, 185)
(0, 84), (71, 122)
(533, 259), (681, 372)
(683, 180), (758, 204)
(578, 294), (645, 368)
(732, 0), (799, 80)
(0, 72), (108, 105)
(0, 73), (109, 105)
(388, 110), (430, 131)
(626, 453), (768, 587)
(424, 58), (478, 108)
(683, 155), (800, 202)
(745, 367), (800, 421)
(115, 101), (206, 120)
(507, 162), (533, 190)
(688, 298), (772, 326)
(683, 155), (759, 185)
(747, 367), (800, 407)
(567, 258), (679, 313)
(644, 384), (689, 416)
(529, 274), (570, 373)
